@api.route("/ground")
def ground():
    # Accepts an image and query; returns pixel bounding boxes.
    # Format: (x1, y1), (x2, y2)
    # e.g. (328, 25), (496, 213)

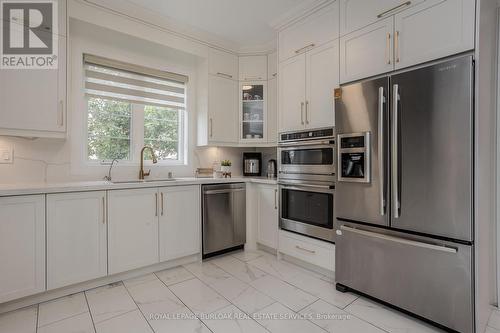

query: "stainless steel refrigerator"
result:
(334, 54), (474, 333)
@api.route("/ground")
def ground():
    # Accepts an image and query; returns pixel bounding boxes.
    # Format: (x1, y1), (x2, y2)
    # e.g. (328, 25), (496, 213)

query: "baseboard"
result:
(0, 254), (200, 315)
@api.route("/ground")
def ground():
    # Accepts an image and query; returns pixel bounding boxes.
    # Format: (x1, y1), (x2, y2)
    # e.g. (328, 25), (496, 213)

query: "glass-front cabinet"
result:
(240, 82), (267, 143)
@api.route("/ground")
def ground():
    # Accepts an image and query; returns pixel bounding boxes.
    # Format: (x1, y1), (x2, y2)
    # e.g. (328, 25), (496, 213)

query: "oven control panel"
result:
(337, 132), (371, 183)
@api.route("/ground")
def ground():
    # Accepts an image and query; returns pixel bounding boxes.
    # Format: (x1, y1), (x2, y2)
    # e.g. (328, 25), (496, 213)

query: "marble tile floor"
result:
(0, 249), (447, 333)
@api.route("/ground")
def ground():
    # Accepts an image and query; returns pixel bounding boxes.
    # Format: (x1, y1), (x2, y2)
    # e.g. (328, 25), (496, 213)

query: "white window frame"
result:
(84, 97), (188, 166)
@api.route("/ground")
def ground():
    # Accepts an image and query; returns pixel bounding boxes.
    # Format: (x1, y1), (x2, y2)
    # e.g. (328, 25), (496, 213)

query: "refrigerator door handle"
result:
(340, 226), (458, 254)
(392, 84), (400, 218)
(378, 86), (386, 216)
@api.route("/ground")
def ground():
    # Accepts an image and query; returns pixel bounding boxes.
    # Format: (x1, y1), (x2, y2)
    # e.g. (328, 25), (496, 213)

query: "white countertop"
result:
(0, 177), (277, 197)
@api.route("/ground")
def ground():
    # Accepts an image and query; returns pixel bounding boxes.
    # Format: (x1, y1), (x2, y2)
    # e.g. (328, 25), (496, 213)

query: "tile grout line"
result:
(121, 279), (158, 333)
(37, 309), (89, 329)
(179, 264), (272, 332)
(153, 271), (216, 333)
(83, 292), (98, 333)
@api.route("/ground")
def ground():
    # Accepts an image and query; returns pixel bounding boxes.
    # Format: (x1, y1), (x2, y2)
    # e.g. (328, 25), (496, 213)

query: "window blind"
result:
(84, 54), (188, 110)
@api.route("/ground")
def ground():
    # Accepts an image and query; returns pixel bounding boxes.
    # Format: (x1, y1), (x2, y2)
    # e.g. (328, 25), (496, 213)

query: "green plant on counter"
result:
(221, 160), (232, 167)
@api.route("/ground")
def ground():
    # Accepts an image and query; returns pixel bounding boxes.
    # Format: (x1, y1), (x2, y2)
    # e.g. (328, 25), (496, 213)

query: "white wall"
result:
(0, 19), (271, 184)
(476, 0), (499, 332)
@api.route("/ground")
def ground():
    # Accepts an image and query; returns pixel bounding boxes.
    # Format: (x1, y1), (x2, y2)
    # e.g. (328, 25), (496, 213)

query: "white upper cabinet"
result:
(306, 40), (339, 129)
(339, 0), (424, 35)
(0, 195), (45, 303)
(267, 76), (278, 144)
(340, 17), (394, 83)
(159, 186), (201, 262)
(208, 75), (238, 144)
(0, 13), (67, 138)
(279, 1), (339, 62)
(279, 54), (306, 132)
(108, 188), (159, 275)
(239, 55), (267, 81)
(209, 48), (238, 80)
(268, 52), (278, 79)
(394, 0), (475, 70)
(47, 191), (107, 290)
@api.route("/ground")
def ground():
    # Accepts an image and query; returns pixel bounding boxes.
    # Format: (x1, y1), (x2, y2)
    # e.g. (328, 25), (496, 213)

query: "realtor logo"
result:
(1, 0), (58, 69)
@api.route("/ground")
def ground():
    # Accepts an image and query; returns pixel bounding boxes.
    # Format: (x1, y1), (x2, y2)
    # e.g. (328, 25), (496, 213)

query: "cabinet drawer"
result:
(209, 48), (238, 80)
(278, 1), (339, 62)
(278, 231), (334, 271)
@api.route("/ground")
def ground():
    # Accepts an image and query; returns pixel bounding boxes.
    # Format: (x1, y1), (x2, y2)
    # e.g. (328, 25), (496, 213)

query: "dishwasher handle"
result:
(204, 188), (245, 195)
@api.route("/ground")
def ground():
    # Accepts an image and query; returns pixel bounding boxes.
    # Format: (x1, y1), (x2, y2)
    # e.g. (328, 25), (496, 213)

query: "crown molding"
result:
(269, 0), (335, 31)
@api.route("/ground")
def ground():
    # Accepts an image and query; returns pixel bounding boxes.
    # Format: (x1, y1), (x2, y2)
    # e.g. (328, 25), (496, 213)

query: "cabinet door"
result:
(0, 195), (45, 303)
(159, 186), (201, 261)
(209, 48), (238, 80)
(0, 35), (66, 135)
(240, 82), (267, 143)
(278, 54), (306, 132)
(339, 0), (423, 35)
(268, 52), (278, 79)
(108, 188), (159, 275)
(239, 56), (267, 81)
(267, 77), (278, 144)
(47, 191), (107, 290)
(394, 0), (475, 70)
(340, 17), (394, 84)
(306, 40), (339, 129)
(257, 185), (279, 249)
(208, 75), (238, 144)
(279, 1), (339, 62)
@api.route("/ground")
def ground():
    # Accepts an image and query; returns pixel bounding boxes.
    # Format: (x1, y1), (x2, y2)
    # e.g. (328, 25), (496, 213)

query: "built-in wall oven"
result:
(278, 128), (336, 243)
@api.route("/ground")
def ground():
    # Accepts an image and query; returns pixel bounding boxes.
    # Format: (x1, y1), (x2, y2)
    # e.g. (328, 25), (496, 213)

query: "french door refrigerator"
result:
(334, 54), (474, 333)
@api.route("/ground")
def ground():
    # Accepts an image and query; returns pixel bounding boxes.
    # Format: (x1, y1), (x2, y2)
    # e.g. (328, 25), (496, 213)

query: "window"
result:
(84, 54), (188, 164)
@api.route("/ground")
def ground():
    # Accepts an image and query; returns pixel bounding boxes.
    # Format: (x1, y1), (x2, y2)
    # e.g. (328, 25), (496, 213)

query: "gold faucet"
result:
(139, 146), (158, 180)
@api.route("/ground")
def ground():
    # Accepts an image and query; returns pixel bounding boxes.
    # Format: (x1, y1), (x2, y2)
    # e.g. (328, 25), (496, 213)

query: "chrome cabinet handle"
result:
(244, 77), (263, 80)
(209, 118), (213, 138)
(305, 101), (309, 124)
(377, 1), (411, 18)
(216, 72), (233, 79)
(155, 193), (158, 217)
(295, 43), (315, 54)
(378, 87), (386, 216)
(58, 100), (64, 127)
(395, 31), (400, 63)
(386, 33), (391, 65)
(340, 226), (458, 254)
(295, 245), (316, 254)
(204, 188), (245, 195)
(392, 84), (400, 219)
(161, 192), (164, 216)
(102, 196), (106, 224)
(274, 189), (278, 210)
(300, 102), (305, 125)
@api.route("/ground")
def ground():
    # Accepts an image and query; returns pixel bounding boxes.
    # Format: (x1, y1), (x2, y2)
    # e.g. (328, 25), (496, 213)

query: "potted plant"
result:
(220, 160), (232, 173)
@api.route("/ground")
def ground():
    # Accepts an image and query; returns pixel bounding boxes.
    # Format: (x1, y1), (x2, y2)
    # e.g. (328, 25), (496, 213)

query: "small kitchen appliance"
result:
(243, 152), (261, 176)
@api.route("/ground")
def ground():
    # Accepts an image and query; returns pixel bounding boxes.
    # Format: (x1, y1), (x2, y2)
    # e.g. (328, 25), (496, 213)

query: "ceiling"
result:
(90, 0), (322, 53)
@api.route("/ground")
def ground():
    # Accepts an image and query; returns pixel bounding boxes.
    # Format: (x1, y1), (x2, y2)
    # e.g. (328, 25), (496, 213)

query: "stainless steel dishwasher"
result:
(202, 183), (246, 259)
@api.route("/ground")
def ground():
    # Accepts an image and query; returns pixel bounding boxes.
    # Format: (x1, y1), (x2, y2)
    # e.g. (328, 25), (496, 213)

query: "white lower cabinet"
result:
(256, 184), (279, 249)
(46, 191), (107, 290)
(0, 195), (45, 303)
(279, 230), (335, 271)
(159, 185), (201, 261)
(108, 188), (159, 275)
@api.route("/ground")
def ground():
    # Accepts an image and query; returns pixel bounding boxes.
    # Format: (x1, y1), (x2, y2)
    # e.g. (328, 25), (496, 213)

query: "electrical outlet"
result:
(0, 147), (13, 164)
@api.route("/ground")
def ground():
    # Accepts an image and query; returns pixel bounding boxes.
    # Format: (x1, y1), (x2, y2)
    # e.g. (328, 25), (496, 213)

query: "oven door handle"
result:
(279, 183), (335, 192)
(278, 140), (335, 147)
